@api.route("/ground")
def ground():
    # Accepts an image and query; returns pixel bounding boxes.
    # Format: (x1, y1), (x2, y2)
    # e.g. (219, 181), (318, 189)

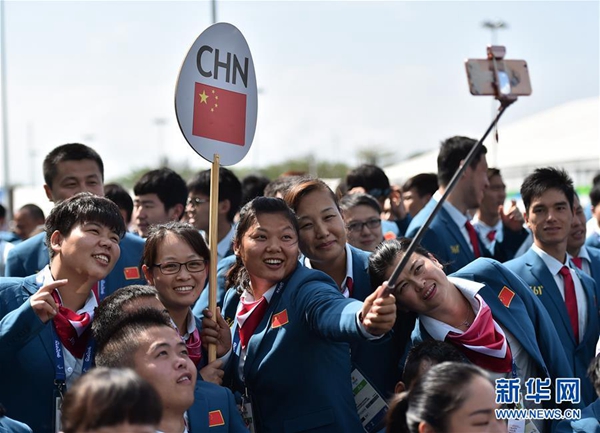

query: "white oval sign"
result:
(175, 23), (257, 166)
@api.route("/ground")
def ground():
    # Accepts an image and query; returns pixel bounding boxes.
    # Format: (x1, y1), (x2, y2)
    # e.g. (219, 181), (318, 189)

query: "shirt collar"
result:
(531, 243), (569, 275)
(433, 190), (469, 227)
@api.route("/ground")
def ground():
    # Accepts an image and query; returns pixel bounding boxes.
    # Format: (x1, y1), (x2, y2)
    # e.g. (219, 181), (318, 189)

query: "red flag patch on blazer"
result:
(124, 267), (140, 280)
(498, 286), (515, 308)
(272, 309), (289, 328)
(208, 410), (225, 427)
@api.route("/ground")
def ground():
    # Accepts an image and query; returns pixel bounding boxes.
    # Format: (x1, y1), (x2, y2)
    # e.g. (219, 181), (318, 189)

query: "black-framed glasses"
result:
(346, 218), (382, 233)
(152, 259), (207, 275)
(187, 197), (209, 207)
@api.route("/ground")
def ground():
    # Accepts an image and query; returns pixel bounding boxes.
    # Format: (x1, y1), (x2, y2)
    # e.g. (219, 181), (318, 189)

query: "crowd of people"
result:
(0, 137), (599, 433)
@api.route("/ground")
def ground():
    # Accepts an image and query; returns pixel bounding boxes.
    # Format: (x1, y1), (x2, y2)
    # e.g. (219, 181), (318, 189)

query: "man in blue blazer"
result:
(406, 137), (527, 274)
(5, 143), (146, 296)
(568, 193), (600, 288)
(504, 168), (600, 405)
(95, 309), (247, 433)
(0, 193), (126, 433)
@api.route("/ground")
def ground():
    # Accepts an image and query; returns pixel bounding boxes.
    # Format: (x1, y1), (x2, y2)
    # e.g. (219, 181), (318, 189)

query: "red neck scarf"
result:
(51, 287), (97, 359)
(186, 327), (203, 366)
(445, 297), (513, 373)
(237, 296), (269, 349)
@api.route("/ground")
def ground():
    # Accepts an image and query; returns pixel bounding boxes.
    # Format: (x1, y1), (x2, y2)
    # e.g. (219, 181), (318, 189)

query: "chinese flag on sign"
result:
(192, 82), (246, 146)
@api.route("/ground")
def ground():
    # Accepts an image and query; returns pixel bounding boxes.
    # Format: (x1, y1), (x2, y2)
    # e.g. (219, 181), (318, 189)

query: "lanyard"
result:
(50, 324), (95, 391)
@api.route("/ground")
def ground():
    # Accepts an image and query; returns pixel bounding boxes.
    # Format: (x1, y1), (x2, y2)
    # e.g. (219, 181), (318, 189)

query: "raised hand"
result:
(499, 200), (525, 233)
(29, 279), (68, 323)
(360, 282), (396, 336)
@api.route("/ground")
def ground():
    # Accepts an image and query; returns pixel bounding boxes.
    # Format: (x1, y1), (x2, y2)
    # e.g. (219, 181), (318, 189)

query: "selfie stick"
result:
(386, 46), (518, 291)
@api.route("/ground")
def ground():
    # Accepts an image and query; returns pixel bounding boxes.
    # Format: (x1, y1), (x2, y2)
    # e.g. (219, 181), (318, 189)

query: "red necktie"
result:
(558, 266), (579, 343)
(345, 277), (354, 298)
(51, 291), (94, 358)
(465, 221), (481, 258)
(487, 230), (496, 242)
(237, 297), (269, 349)
(186, 328), (202, 366)
(572, 257), (583, 269)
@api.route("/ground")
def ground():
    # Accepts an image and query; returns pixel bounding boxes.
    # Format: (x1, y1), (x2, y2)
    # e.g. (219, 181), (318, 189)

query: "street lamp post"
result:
(154, 118), (168, 167)
(481, 20), (508, 167)
(482, 20), (507, 46)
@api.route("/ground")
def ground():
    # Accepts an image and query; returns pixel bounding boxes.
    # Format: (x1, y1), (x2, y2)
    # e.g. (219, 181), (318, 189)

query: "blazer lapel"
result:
(440, 209), (472, 259)
(188, 384), (209, 432)
(575, 268), (600, 343)
(480, 284), (546, 366)
(528, 252), (575, 344)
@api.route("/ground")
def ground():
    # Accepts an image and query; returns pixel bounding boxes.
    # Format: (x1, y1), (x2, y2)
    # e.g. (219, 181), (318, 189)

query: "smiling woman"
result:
(201, 196), (397, 432)
(141, 222), (211, 368)
(370, 238), (578, 432)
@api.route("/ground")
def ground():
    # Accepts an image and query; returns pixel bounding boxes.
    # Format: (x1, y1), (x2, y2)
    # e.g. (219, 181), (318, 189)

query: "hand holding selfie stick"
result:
(386, 46), (531, 292)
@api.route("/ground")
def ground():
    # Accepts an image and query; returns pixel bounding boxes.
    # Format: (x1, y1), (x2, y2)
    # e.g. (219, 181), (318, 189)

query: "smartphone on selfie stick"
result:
(385, 46), (532, 293)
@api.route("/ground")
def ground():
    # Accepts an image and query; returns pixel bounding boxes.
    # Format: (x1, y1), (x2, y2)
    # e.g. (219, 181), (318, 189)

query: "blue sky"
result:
(2, 0), (598, 185)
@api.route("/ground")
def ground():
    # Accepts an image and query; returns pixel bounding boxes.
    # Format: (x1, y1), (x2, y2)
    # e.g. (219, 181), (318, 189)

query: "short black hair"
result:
(19, 203), (45, 221)
(94, 308), (173, 369)
(402, 341), (469, 390)
(590, 184), (600, 208)
(339, 193), (382, 214)
(187, 167), (242, 222)
(345, 164), (391, 199)
(104, 183), (134, 224)
(134, 168), (188, 219)
(241, 174), (271, 207)
(520, 167), (574, 213)
(92, 285), (161, 352)
(437, 136), (487, 187)
(401, 173), (438, 198)
(45, 192), (126, 260)
(43, 143), (104, 188)
(61, 367), (162, 433)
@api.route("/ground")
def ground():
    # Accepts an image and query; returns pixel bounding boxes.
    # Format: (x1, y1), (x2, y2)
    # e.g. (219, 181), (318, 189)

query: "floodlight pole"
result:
(1, 0), (12, 216)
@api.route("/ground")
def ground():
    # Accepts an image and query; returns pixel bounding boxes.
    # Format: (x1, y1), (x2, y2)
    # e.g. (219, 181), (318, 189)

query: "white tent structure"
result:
(384, 96), (600, 193)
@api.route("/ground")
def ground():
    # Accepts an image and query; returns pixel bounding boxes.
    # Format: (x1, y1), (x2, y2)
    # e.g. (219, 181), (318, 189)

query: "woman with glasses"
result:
(339, 193), (385, 252)
(141, 222), (225, 371)
(283, 178), (415, 400)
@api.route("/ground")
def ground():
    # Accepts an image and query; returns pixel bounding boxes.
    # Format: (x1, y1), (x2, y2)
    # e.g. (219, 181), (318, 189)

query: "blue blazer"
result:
(585, 232), (600, 250)
(5, 232), (147, 297)
(188, 380), (248, 432)
(0, 415), (32, 433)
(406, 199), (491, 274)
(555, 398), (600, 433)
(0, 276), (63, 433)
(412, 258), (577, 426)
(346, 245), (415, 399)
(193, 255), (237, 320)
(504, 249), (600, 405)
(222, 264), (367, 433)
(582, 246), (600, 287)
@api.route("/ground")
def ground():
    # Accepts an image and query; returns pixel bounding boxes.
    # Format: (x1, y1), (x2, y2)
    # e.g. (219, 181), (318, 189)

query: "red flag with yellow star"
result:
(192, 82), (246, 146)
